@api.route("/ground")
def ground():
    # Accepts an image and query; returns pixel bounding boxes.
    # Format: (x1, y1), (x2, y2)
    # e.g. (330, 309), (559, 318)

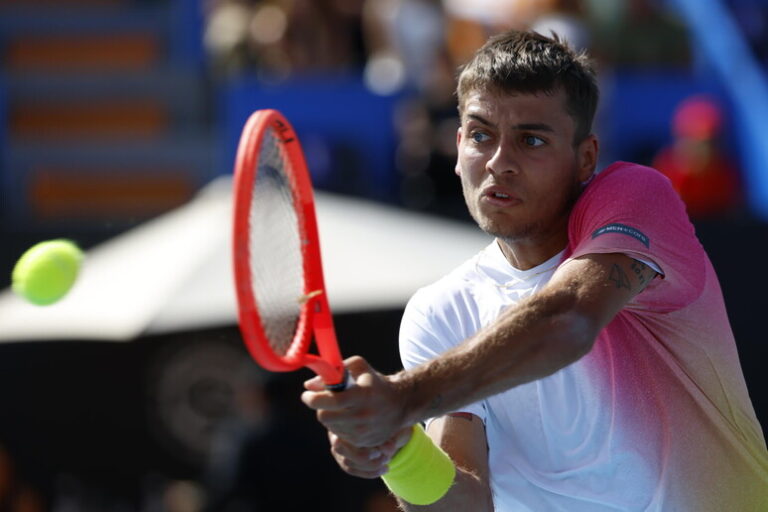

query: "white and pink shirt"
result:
(400, 162), (768, 510)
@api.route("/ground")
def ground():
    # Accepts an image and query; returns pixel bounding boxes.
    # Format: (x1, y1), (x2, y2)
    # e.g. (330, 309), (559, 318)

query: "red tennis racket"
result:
(232, 109), (347, 389)
(231, 109), (456, 505)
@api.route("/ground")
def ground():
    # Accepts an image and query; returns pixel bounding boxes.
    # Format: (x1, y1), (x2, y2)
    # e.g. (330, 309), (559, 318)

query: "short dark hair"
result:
(457, 30), (599, 144)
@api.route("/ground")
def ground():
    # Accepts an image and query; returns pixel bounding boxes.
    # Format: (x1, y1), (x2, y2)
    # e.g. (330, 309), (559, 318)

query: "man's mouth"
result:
(482, 187), (519, 206)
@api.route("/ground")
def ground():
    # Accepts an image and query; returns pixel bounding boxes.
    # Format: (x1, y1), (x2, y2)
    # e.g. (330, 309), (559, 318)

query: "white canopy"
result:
(0, 177), (490, 341)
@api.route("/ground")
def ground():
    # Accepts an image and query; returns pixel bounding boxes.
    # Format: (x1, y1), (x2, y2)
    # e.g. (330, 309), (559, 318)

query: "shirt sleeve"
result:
(399, 286), (487, 423)
(565, 162), (706, 312)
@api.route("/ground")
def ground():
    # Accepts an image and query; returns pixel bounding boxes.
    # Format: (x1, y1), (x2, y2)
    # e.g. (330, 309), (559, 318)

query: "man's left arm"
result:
(303, 253), (658, 447)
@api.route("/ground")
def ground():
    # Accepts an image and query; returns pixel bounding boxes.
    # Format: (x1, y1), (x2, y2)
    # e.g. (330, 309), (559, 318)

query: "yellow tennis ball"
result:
(381, 424), (456, 505)
(12, 239), (83, 306)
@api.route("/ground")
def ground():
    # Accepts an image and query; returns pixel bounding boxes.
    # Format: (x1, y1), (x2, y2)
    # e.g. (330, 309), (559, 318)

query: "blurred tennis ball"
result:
(12, 239), (83, 306)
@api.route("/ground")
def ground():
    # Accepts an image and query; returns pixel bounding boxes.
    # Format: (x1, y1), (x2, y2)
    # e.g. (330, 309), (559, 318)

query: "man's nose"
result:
(486, 142), (520, 176)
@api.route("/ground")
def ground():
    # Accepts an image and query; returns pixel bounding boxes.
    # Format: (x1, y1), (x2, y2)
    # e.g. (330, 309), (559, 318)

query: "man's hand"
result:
(326, 426), (413, 479)
(301, 355), (411, 447)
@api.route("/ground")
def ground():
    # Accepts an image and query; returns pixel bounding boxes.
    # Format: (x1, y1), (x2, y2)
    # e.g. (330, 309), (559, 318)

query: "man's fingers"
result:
(303, 375), (324, 391)
(328, 432), (389, 478)
(301, 363), (370, 411)
(344, 355), (373, 381)
(300, 356), (404, 448)
(330, 432), (383, 461)
(386, 425), (415, 456)
(303, 355), (372, 396)
(333, 462), (386, 480)
(319, 411), (370, 446)
(300, 389), (353, 411)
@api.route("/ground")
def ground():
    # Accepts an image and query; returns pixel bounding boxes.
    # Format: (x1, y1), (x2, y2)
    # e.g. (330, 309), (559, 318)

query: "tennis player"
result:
(302, 30), (768, 510)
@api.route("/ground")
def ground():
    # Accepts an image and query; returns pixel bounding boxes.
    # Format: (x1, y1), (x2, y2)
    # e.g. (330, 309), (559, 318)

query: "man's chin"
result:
(475, 218), (533, 241)
(468, 206), (532, 239)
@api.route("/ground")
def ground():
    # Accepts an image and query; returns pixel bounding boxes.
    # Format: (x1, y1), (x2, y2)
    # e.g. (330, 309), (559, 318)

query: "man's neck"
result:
(496, 235), (567, 271)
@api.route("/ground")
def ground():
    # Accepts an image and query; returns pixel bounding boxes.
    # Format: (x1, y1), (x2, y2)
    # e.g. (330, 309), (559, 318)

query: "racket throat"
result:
(308, 294), (347, 388)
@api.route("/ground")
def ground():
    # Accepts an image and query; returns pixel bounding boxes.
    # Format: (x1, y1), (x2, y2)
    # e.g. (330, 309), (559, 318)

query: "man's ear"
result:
(577, 134), (599, 183)
(455, 127), (462, 176)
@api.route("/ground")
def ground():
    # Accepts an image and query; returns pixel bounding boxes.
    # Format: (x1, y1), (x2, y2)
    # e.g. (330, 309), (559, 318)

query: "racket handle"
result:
(325, 368), (354, 392)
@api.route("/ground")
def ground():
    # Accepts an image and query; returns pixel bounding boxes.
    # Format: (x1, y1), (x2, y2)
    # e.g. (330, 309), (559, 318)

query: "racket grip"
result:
(382, 424), (456, 505)
(325, 368), (354, 392)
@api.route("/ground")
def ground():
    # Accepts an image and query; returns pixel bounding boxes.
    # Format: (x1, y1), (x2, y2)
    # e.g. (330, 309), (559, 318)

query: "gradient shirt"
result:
(399, 162), (768, 510)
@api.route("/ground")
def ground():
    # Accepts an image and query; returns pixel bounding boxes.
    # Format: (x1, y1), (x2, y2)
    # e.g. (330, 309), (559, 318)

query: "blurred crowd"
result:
(202, 0), (766, 221)
(202, 0), (694, 80)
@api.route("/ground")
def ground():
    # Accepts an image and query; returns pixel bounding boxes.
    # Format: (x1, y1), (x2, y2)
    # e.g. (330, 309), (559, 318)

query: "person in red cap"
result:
(652, 94), (741, 219)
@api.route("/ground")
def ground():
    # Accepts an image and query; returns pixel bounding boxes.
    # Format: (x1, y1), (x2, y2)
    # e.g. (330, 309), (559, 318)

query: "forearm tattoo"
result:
(630, 261), (649, 286)
(609, 264), (631, 289)
(609, 260), (655, 291)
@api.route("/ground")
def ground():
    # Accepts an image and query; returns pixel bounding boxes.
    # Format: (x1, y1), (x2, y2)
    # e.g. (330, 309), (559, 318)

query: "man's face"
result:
(456, 87), (596, 245)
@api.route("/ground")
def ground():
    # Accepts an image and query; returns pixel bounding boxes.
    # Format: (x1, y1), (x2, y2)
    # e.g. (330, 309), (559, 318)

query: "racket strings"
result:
(249, 127), (306, 356)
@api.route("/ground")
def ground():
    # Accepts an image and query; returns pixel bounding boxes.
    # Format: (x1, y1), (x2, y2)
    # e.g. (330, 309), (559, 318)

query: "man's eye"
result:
(471, 132), (490, 143)
(524, 135), (545, 147)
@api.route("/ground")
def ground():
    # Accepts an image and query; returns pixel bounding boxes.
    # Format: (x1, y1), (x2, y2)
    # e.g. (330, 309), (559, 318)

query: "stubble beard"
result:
(466, 170), (584, 244)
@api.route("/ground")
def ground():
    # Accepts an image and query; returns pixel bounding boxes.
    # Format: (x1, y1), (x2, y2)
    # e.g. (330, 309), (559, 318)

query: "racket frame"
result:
(233, 109), (346, 386)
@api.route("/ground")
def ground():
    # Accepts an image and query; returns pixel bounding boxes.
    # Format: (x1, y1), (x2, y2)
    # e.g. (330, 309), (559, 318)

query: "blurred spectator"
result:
(362, 0), (446, 94)
(203, 371), (350, 510)
(531, 0), (591, 52)
(204, 0), (366, 79)
(586, 0), (690, 67)
(442, 0), (556, 65)
(162, 480), (205, 512)
(203, 366), (269, 508)
(361, 0), (460, 212)
(652, 95), (741, 220)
